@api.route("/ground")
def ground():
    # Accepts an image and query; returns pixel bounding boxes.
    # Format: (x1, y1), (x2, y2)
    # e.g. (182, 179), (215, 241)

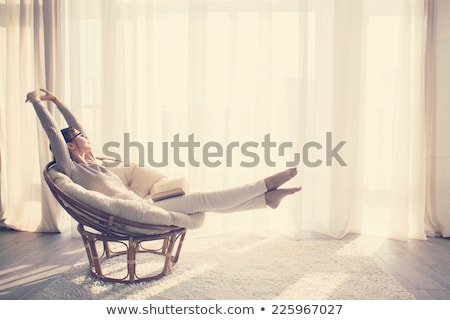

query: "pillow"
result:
(106, 162), (167, 199)
(48, 167), (205, 232)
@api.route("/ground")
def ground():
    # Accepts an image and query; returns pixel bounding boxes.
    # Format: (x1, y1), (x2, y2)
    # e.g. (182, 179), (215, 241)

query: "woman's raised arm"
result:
(39, 89), (88, 138)
(26, 90), (74, 174)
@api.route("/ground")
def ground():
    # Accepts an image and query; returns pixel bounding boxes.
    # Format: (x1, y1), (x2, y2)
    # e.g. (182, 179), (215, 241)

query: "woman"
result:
(26, 89), (301, 215)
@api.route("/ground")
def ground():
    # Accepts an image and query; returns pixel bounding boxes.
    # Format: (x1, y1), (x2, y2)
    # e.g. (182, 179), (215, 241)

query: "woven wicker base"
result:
(78, 225), (186, 283)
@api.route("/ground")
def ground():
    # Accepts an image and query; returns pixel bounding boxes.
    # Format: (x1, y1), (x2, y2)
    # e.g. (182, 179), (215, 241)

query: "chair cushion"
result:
(106, 162), (167, 199)
(48, 166), (205, 230)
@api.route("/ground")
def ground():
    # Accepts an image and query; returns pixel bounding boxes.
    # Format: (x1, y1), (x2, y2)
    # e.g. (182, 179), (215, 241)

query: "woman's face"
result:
(68, 130), (92, 153)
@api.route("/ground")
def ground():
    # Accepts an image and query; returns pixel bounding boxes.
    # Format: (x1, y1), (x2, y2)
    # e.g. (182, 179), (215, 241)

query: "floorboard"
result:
(0, 230), (85, 300)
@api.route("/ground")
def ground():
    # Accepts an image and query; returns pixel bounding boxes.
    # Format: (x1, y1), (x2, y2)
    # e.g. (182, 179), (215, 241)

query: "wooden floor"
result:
(0, 229), (449, 300)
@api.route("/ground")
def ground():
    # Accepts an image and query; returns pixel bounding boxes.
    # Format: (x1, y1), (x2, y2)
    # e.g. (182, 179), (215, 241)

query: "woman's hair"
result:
(60, 127), (78, 143)
(49, 127), (78, 161)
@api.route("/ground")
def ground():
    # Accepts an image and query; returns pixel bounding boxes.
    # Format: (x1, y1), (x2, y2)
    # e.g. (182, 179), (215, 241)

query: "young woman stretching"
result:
(26, 89), (301, 215)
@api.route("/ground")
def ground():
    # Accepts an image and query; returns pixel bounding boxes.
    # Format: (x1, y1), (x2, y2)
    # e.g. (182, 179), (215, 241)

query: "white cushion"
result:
(48, 165), (205, 231)
(106, 162), (167, 199)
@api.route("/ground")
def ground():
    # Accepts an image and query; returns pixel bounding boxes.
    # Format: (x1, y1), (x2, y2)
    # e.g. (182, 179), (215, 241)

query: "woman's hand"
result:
(39, 88), (61, 104)
(25, 91), (41, 103)
(26, 89), (62, 104)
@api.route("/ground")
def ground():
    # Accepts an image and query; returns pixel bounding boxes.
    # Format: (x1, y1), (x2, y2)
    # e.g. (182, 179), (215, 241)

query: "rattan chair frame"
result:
(43, 161), (187, 283)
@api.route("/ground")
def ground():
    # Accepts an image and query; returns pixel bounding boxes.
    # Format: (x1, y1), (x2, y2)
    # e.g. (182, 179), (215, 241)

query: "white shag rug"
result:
(32, 234), (415, 300)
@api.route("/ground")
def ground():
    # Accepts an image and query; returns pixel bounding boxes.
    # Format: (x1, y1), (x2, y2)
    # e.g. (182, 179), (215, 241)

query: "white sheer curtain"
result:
(0, 0), (70, 232)
(1, 0), (429, 240)
(61, 0), (428, 240)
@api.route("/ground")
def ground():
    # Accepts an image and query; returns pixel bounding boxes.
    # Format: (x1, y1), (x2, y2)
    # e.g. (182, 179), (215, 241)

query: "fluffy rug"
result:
(32, 234), (415, 300)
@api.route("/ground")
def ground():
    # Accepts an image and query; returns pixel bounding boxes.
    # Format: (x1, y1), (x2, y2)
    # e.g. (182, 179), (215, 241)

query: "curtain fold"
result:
(424, 0), (450, 237)
(0, 0), (68, 232)
(1, 0), (432, 240)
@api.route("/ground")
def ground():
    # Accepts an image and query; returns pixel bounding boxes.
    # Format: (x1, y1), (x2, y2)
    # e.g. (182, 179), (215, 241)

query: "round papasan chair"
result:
(43, 160), (205, 283)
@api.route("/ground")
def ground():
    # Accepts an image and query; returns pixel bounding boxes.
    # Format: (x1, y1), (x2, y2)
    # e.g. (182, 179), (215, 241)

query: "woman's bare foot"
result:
(264, 168), (298, 191)
(265, 187), (301, 209)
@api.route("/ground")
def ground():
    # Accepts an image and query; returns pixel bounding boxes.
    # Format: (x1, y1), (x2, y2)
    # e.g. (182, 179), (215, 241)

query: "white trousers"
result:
(153, 179), (268, 214)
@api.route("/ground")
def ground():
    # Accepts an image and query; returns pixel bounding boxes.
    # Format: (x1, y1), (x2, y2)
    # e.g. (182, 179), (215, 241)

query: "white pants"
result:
(153, 180), (268, 214)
